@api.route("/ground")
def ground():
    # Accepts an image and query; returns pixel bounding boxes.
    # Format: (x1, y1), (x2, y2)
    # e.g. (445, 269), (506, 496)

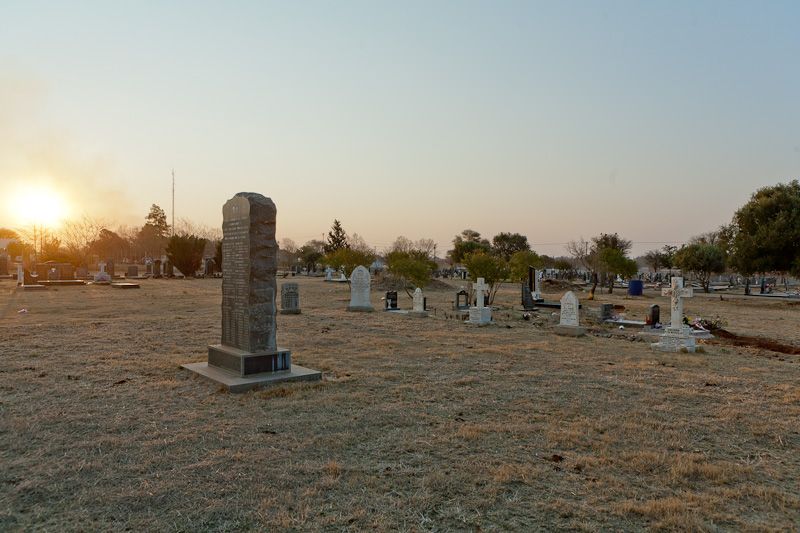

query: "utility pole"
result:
(171, 169), (175, 237)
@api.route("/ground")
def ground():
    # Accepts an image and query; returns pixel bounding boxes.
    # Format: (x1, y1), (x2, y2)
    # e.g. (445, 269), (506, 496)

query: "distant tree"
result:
(90, 229), (128, 261)
(643, 250), (664, 272)
(598, 248), (637, 293)
(0, 228), (19, 239)
(279, 238), (299, 271)
(137, 204), (170, 258)
(386, 250), (436, 298)
(462, 251), (509, 305)
(727, 180), (800, 276)
(299, 240), (325, 272)
(592, 233), (634, 294)
(448, 229), (491, 264)
(166, 234), (207, 278)
(145, 204), (170, 237)
(214, 240), (222, 271)
(566, 237), (600, 298)
(674, 242), (726, 293)
(325, 219), (349, 253)
(58, 216), (104, 265)
(508, 249), (543, 282)
(553, 258), (573, 271)
(491, 232), (530, 261)
(324, 247), (376, 279)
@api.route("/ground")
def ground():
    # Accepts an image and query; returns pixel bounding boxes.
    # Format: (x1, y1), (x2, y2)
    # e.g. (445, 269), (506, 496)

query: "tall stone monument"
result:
(347, 265), (374, 311)
(651, 277), (696, 352)
(182, 192), (321, 392)
(554, 291), (585, 336)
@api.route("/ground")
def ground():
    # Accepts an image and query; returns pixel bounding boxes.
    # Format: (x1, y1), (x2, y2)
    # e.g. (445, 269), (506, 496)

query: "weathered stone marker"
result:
(554, 291), (585, 336)
(280, 282), (301, 314)
(183, 192), (320, 392)
(651, 277), (696, 352)
(410, 287), (428, 317)
(347, 265), (374, 311)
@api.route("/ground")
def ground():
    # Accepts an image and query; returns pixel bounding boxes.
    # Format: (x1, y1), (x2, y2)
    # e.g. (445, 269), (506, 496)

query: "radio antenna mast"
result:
(171, 168), (175, 237)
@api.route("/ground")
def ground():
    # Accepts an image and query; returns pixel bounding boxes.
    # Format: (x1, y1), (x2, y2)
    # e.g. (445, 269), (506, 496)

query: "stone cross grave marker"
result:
(651, 277), (697, 352)
(280, 282), (300, 314)
(347, 265), (374, 311)
(469, 277), (491, 325)
(664, 277), (692, 330)
(94, 262), (111, 282)
(554, 291), (585, 336)
(182, 192), (320, 392)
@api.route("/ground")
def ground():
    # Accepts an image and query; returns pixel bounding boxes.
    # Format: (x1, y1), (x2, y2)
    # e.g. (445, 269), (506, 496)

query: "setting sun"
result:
(7, 182), (71, 228)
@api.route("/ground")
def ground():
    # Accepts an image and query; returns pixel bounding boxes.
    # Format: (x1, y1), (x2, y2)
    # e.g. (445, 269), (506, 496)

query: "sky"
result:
(1, 0), (798, 256)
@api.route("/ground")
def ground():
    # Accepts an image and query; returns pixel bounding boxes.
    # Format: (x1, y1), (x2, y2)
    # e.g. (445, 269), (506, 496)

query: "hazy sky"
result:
(1, 1), (798, 256)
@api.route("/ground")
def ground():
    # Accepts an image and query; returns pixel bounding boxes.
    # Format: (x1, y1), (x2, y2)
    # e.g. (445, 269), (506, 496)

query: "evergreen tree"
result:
(325, 219), (349, 253)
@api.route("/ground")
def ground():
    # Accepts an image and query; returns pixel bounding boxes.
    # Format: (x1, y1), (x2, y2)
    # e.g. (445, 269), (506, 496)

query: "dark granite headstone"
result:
(183, 192), (320, 391)
(153, 260), (162, 278)
(599, 303), (614, 320)
(106, 260), (115, 278)
(385, 291), (398, 310)
(0, 255), (8, 276)
(521, 283), (535, 310)
(163, 261), (172, 278)
(454, 289), (469, 310)
(280, 282), (300, 314)
(127, 265), (139, 278)
(646, 304), (660, 325)
(145, 262), (153, 275)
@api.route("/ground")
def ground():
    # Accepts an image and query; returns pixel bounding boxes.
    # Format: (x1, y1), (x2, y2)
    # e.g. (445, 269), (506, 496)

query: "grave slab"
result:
(181, 362), (321, 393)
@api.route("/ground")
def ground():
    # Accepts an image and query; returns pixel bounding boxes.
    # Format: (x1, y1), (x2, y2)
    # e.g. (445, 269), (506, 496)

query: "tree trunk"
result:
(607, 273), (614, 294)
(589, 272), (598, 300)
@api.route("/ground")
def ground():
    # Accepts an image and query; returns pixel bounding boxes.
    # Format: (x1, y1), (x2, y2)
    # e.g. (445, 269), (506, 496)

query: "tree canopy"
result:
(727, 180), (800, 276)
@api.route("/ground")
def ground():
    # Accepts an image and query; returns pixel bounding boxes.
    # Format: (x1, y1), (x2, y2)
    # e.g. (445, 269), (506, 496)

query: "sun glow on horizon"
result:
(7, 181), (71, 228)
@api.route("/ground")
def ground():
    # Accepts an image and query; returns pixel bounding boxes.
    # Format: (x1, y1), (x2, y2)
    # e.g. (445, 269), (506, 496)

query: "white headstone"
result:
(324, 267), (333, 281)
(651, 277), (697, 352)
(533, 271), (542, 300)
(94, 262), (111, 282)
(412, 288), (424, 312)
(17, 263), (23, 286)
(347, 265), (373, 311)
(469, 277), (491, 325)
(559, 291), (579, 326)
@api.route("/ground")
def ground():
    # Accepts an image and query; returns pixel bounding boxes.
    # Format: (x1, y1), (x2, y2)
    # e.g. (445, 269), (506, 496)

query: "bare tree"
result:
(59, 215), (106, 265)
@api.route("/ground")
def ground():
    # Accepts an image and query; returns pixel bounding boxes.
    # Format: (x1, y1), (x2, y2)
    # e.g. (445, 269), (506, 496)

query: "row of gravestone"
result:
(182, 192), (702, 394)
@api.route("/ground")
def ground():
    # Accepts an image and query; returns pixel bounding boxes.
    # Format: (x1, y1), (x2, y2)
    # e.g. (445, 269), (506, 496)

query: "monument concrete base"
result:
(16, 284), (47, 291)
(554, 325), (586, 337)
(347, 305), (374, 312)
(279, 309), (301, 315)
(650, 327), (697, 353)
(468, 306), (491, 325)
(181, 362), (321, 393)
(111, 283), (140, 289)
(409, 310), (429, 318)
(207, 344), (293, 376)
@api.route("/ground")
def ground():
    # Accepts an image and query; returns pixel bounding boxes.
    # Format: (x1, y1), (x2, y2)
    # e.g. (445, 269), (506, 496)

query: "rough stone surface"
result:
(221, 193), (278, 352)
(347, 265), (373, 311)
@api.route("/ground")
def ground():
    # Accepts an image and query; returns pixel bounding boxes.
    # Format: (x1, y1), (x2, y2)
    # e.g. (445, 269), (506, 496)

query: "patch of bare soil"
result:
(1, 278), (798, 531)
(713, 328), (800, 355)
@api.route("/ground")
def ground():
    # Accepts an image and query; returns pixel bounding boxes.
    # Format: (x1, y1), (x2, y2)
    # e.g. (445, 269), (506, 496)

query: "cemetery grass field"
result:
(1, 277), (799, 531)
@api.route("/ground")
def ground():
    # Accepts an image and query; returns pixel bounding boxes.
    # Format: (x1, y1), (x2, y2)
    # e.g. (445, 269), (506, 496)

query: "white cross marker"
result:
(474, 277), (488, 308)
(662, 277), (693, 329)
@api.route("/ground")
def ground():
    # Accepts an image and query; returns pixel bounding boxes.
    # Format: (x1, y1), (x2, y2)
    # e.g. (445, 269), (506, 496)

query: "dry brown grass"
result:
(1, 277), (799, 530)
